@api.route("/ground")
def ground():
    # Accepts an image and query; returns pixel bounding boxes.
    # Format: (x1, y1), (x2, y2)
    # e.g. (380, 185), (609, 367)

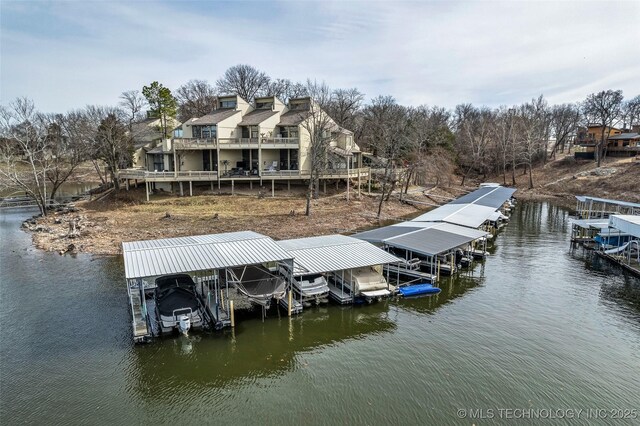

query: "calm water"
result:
(1, 203), (639, 424)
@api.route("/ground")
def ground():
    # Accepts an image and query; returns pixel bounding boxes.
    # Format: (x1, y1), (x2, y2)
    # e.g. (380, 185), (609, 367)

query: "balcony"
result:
(260, 137), (300, 148)
(261, 169), (308, 178)
(173, 138), (217, 150)
(218, 138), (259, 148)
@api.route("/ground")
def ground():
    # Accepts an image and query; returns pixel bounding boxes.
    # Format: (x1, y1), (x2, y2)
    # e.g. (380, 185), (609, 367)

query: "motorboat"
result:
(154, 274), (206, 335)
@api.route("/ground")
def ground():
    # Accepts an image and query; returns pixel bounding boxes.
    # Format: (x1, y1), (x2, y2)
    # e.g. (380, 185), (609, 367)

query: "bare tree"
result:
(299, 80), (335, 216)
(516, 96), (550, 188)
(216, 64), (270, 102)
(0, 98), (54, 215)
(327, 88), (365, 133)
(84, 106), (133, 190)
(582, 90), (624, 167)
(453, 104), (495, 185)
(262, 78), (308, 103)
(362, 96), (410, 218)
(175, 79), (217, 121)
(622, 95), (640, 130)
(549, 103), (580, 158)
(119, 90), (146, 132)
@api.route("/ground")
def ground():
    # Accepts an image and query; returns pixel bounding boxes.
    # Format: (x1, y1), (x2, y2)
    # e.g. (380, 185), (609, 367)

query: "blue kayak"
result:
(398, 284), (441, 297)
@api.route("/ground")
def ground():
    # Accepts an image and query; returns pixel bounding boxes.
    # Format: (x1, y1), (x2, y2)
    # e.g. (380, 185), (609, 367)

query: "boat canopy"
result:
(571, 218), (610, 230)
(609, 215), (640, 239)
(448, 186), (516, 209)
(122, 231), (293, 279)
(354, 222), (488, 257)
(411, 203), (500, 229)
(575, 196), (640, 210)
(277, 234), (401, 276)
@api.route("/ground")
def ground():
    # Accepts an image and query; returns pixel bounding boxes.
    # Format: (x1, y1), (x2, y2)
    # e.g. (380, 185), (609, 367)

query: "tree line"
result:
(1, 63), (638, 216)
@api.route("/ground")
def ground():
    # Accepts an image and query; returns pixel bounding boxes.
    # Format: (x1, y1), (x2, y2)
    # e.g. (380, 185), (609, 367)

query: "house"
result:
(119, 95), (367, 198)
(605, 133), (640, 157)
(574, 125), (622, 160)
(130, 116), (181, 170)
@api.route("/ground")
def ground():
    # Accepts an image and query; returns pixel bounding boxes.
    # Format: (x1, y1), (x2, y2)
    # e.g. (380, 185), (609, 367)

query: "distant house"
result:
(606, 132), (640, 157)
(574, 125), (622, 160)
(119, 95), (366, 197)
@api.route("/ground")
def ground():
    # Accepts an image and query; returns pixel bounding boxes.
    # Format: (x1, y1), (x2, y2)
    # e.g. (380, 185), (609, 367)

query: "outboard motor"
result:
(455, 248), (464, 266)
(178, 314), (191, 336)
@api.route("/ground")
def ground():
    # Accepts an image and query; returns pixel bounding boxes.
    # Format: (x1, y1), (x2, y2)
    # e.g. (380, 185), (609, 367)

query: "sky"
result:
(1, 0), (639, 113)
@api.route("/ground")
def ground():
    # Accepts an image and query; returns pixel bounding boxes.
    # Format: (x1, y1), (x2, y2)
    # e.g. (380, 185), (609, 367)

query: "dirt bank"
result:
(25, 185), (466, 256)
(484, 154), (640, 208)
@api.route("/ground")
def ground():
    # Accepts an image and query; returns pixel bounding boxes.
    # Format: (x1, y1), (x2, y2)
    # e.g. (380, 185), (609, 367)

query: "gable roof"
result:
(239, 109), (279, 126)
(278, 110), (310, 126)
(190, 108), (239, 126)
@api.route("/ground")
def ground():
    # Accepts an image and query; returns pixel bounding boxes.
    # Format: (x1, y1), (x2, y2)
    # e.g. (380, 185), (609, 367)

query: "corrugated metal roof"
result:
(571, 219), (610, 230)
(449, 186), (516, 209)
(412, 203), (499, 228)
(352, 225), (425, 242)
(277, 234), (401, 276)
(384, 228), (479, 256)
(122, 231), (292, 279)
(353, 222), (487, 256)
(575, 196), (640, 209)
(609, 215), (640, 238)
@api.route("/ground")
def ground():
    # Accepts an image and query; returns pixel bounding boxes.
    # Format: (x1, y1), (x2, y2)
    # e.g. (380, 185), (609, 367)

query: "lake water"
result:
(1, 203), (639, 424)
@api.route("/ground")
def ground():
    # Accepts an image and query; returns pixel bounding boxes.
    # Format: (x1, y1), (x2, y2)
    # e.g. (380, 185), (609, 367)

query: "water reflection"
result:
(128, 303), (396, 398)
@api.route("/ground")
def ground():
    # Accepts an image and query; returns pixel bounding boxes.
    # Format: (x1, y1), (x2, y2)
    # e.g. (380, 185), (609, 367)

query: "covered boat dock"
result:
(277, 235), (402, 305)
(599, 215), (640, 276)
(122, 231), (295, 343)
(575, 196), (640, 219)
(353, 222), (489, 280)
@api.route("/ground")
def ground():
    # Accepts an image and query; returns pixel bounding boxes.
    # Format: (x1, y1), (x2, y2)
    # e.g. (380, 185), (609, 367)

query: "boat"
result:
(331, 266), (391, 303)
(291, 273), (329, 306)
(398, 283), (441, 297)
(154, 274), (206, 335)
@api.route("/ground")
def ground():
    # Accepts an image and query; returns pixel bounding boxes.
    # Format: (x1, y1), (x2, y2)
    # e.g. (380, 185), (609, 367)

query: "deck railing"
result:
(218, 138), (259, 147)
(260, 137), (300, 147)
(173, 138), (217, 149)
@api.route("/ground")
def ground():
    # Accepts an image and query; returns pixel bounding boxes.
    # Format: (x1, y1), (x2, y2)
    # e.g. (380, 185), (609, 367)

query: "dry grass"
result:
(29, 187), (431, 256)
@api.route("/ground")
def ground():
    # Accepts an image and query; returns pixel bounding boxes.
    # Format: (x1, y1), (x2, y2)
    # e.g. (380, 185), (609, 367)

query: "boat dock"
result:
(122, 184), (519, 343)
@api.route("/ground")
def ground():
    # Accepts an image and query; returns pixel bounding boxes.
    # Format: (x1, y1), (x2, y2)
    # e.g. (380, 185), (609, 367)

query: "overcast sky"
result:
(1, 0), (638, 113)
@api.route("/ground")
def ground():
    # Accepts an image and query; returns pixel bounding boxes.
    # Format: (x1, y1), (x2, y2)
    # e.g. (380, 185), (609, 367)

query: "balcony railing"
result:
(261, 169), (308, 177)
(260, 137), (300, 147)
(218, 138), (259, 147)
(173, 138), (217, 149)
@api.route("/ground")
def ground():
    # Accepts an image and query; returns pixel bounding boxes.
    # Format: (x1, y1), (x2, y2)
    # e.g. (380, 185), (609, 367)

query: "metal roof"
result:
(411, 203), (499, 228)
(383, 227), (486, 257)
(277, 234), (401, 276)
(353, 222), (487, 256)
(609, 215), (640, 238)
(449, 186), (516, 209)
(122, 231), (293, 279)
(352, 225), (425, 242)
(571, 218), (610, 230)
(575, 196), (640, 209)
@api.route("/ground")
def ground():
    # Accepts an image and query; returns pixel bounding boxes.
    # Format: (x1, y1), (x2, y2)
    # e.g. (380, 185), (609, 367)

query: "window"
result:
(256, 102), (273, 109)
(220, 100), (237, 108)
(173, 128), (183, 138)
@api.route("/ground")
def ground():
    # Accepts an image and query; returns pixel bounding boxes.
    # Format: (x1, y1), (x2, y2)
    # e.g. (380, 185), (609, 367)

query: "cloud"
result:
(1, 0), (638, 113)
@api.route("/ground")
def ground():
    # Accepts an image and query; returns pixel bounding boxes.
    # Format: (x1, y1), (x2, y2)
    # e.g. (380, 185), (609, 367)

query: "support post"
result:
(179, 182), (184, 197)
(230, 300), (235, 327)
(368, 173), (372, 193)
(272, 179), (275, 197)
(189, 181), (193, 197)
(125, 179), (129, 191)
(134, 179), (137, 189)
(231, 180), (234, 195)
(288, 291), (292, 317)
(145, 182), (149, 202)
